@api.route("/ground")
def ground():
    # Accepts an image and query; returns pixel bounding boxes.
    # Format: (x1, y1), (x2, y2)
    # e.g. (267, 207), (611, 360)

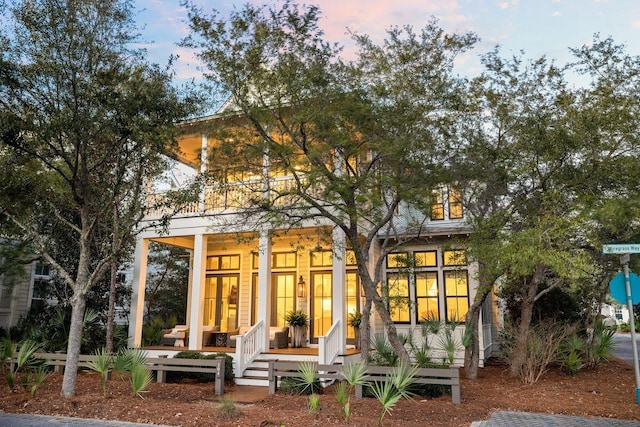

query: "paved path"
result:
(0, 413), (173, 426)
(471, 411), (640, 426)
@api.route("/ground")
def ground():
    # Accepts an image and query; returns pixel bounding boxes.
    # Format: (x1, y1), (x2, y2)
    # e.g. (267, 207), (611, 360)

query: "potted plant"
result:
(348, 311), (362, 349)
(285, 309), (309, 348)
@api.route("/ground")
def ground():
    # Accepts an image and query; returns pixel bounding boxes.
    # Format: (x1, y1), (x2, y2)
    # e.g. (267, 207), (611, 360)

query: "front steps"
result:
(234, 352), (361, 387)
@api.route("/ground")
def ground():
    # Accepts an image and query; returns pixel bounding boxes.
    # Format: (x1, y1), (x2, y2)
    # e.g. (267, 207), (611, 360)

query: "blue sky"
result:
(134, 0), (640, 82)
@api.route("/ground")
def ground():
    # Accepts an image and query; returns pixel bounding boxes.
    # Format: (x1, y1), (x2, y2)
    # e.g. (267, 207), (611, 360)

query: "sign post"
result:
(604, 244), (640, 404)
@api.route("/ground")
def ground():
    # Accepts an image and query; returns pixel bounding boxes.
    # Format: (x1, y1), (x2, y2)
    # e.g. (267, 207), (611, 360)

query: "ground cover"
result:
(1, 358), (640, 426)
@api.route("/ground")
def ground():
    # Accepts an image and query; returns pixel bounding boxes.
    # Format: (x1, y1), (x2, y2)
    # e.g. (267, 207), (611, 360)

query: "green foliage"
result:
(86, 347), (113, 396)
(217, 398), (240, 419)
(284, 310), (309, 327)
(130, 363), (152, 399)
(437, 323), (462, 366)
(368, 334), (398, 367)
(204, 353), (234, 383)
(348, 311), (362, 328)
(165, 351), (233, 384)
(142, 315), (178, 347)
(308, 393), (321, 415)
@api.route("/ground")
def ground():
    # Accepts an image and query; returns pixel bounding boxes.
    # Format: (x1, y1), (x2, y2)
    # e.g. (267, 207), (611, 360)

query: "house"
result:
(0, 260), (49, 329)
(127, 109), (498, 383)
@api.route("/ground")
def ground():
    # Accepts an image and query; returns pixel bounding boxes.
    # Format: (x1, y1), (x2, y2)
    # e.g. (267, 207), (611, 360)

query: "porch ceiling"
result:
(150, 236), (195, 250)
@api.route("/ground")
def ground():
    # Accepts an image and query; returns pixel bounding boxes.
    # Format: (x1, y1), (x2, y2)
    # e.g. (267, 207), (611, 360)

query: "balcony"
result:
(145, 176), (312, 219)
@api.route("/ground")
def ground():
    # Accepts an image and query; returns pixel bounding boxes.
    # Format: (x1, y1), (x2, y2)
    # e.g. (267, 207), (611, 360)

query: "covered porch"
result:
(128, 224), (367, 373)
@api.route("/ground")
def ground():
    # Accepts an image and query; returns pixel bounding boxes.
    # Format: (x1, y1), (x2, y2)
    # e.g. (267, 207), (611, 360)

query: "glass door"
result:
(311, 271), (332, 342)
(271, 273), (296, 327)
(204, 274), (239, 331)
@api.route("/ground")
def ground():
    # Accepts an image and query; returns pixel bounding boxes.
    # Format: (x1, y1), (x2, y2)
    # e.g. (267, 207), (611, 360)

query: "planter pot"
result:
(353, 327), (361, 349)
(290, 325), (306, 348)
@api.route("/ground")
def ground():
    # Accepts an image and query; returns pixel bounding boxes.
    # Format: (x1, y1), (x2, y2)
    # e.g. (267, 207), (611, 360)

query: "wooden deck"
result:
(143, 345), (360, 357)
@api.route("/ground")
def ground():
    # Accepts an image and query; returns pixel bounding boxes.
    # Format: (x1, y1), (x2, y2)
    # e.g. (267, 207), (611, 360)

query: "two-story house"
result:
(127, 107), (499, 384)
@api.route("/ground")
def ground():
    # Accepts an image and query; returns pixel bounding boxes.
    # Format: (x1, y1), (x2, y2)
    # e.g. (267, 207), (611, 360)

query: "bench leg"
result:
(451, 383), (461, 404)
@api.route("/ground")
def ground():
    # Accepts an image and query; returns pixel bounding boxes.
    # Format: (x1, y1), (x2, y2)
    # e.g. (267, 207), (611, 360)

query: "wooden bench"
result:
(31, 352), (226, 395)
(268, 360), (460, 404)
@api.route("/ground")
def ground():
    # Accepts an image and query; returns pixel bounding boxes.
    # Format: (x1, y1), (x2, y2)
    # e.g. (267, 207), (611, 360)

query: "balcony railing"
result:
(145, 177), (315, 218)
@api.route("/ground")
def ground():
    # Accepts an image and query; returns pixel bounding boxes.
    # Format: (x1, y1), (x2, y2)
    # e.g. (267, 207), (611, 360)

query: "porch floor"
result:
(144, 345), (361, 357)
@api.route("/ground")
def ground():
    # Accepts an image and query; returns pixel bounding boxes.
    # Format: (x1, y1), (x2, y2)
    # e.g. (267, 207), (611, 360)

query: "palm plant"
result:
(296, 360), (319, 395)
(369, 334), (398, 366)
(437, 322), (462, 366)
(130, 363), (152, 399)
(336, 361), (368, 422)
(86, 347), (113, 396)
(369, 363), (417, 426)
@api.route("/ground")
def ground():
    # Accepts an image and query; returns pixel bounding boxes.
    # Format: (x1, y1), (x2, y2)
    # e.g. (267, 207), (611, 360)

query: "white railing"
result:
(145, 176), (324, 218)
(235, 320), (265, 377)
(318, 320), (341, 366)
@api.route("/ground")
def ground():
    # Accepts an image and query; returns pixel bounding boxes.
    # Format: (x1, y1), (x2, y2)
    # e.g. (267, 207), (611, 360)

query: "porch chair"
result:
(160, 325), (189, 347)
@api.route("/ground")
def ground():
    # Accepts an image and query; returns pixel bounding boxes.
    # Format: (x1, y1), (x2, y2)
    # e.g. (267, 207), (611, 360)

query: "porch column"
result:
(257, 230), (272, 350)
(199, 134), (208, 212)
(332, 227), (347, 354)
(188, 233), (208, 349)
(128, 237), (149, 348)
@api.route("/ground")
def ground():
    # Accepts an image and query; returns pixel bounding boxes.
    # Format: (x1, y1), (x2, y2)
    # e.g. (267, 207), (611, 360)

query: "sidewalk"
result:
(0, 412), (174, 427)
(472, 411), (640, 426)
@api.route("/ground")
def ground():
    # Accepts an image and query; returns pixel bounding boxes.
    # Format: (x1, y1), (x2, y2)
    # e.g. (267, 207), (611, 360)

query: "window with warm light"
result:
(444, 270), (469, 322)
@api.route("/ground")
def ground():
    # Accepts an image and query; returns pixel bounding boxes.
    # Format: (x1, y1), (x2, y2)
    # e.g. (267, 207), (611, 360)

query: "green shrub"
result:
(203, 353), (234, 383)
(166, 351), (233, 384)
(278, 376), (321, 395)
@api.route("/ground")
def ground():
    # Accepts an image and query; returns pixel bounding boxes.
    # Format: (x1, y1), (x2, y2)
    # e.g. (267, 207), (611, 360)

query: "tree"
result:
(0, 0), (194, 396)
(455, 37), (640, 378)
(183, 1), (477, 362)
(144, 242), (190, 323)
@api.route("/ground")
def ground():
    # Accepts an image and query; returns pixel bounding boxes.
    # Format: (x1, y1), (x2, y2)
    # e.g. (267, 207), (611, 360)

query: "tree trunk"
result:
(508, 265), (545, 377)
(464, 304), (481, 379)
(360, 299), (372, 361)
(106, 201), (119, 354)
(61, 291), (87, 397)
(464, 270), (497, 379)
(105, 261), (117, 354)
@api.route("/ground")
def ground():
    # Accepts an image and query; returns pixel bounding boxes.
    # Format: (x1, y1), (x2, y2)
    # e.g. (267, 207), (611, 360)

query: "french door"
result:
(311, 271), (332, 342)
(204, 274), (238, 331)
(271, 273), (296, 327)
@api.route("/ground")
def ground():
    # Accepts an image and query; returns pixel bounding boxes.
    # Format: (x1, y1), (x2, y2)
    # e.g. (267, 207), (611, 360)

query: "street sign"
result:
(603, 243), (640, 254)
(610, 272), (640, 305)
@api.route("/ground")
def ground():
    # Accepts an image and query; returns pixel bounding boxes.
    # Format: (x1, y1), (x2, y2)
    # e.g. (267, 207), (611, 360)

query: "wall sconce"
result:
(297, 275), (307, 298)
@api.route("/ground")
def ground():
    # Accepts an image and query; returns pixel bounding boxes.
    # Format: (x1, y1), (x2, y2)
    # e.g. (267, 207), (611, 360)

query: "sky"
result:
(134, 0), (640, 84)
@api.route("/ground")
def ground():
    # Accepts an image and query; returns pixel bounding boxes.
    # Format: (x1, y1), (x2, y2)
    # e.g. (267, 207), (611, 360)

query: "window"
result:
(35, 262), (50, 276)
(416, 272), (439, 321)
(431, 187), (463, 220)
(443, 250), (466, 266)
(0, 285), (11, 309)
(386, 252), (410, 268)
(272, 252), (297, 269)
(415, 251), (437, 267)
(310, 250), (332, 267)
(444, 271), (469, 322)
(448, 188), (463, 219)
(207, 255), (240, 271)
(385, 273), (410, 323)
(430, 189), (445, 220)
(385, 248), (469, 324)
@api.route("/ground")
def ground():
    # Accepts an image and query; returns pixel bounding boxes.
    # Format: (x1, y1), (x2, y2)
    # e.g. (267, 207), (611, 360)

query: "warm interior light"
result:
(297, 275), (306, 298)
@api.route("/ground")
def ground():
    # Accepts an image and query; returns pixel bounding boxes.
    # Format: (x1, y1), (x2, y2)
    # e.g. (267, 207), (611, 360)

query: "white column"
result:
(128, 238), (149, 348)
(332, 227), (347, 354)
(257, 230), (272, 350)
(199, 134), (208, 212)
(188, 234), (207, 349)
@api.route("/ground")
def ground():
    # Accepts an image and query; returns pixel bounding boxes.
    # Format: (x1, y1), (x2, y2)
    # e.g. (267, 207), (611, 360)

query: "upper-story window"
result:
(35, 262), (50, 276)
(430, 187), (464, 220)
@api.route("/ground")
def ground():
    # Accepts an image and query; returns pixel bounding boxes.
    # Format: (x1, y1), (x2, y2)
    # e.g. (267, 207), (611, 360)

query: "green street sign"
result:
(603, 243), (640, 254)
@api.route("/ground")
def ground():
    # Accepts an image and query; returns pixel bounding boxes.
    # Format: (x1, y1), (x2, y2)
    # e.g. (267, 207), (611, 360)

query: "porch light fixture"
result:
(297, 275), (307, 298)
